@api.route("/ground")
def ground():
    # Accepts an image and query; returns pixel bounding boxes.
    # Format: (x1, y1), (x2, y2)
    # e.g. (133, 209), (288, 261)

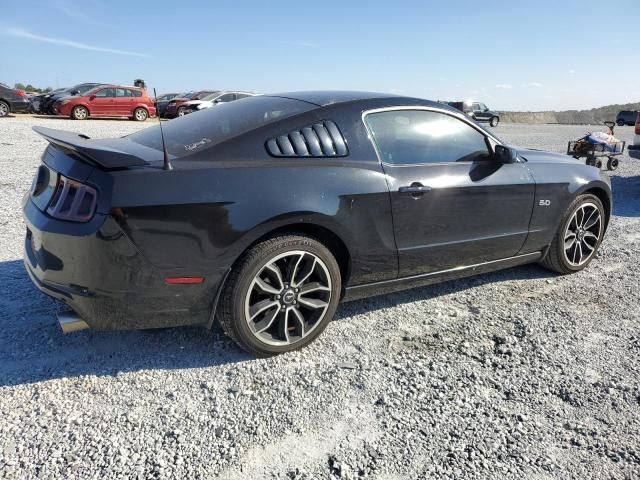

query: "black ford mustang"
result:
(23, 91), (611, 356)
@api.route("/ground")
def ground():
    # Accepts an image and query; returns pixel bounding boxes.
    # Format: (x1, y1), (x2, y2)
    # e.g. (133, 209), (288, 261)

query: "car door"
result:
(471, 102), (487, 122)
(90, 88), (115, 116)
(364, 108), (535, 277)
(114, 88), (133, 115)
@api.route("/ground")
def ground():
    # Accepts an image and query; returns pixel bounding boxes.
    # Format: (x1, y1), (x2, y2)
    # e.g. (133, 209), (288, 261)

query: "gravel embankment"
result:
(0, 117), (639, 479)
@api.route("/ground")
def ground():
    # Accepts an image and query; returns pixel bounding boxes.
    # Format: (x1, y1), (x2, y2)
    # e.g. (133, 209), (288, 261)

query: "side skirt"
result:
(342, 251), (543, 302)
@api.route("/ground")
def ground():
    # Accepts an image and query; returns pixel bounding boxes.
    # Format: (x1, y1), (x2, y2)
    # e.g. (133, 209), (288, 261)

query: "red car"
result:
(55, 85), (156, 121)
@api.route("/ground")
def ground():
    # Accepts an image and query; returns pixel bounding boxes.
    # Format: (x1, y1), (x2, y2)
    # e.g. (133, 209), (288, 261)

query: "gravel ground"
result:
(0, 116), (639, 480)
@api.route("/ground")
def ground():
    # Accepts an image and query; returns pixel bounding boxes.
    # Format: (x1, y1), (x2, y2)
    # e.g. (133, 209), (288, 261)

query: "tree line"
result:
(13, 83), (53, 93)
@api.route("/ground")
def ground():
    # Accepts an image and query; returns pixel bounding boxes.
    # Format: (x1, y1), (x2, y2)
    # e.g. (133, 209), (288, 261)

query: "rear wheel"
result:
(539, 194), (605, 274)
(0, 101), (9, 117)
(72, 106), (88, 120)
(177, 106), (187, 117)
(489, 116), (499, 127)
(616, 119), (625, 127)
(217, 234), (341, 357)
(133, 107), (148, 121)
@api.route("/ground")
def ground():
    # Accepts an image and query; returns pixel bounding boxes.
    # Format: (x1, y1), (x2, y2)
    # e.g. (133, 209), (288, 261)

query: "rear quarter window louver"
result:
(266, 120), (348, 158)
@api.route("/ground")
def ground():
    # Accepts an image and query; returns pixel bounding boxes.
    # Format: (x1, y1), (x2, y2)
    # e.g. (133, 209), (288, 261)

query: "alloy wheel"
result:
(74, 107), (87, 120)
(135, 108), (147, 121)
(563, 202), (602, 267)
(0, 102), (8, 117)
(244, 250), (332, 346)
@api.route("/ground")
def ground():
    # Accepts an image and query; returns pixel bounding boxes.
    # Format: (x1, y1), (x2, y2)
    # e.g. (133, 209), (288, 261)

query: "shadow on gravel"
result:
(0, 260), (251, 388)
(610, 175), (640, 217)
(335, 263), (553, 321)
(0, 257), (553, 387)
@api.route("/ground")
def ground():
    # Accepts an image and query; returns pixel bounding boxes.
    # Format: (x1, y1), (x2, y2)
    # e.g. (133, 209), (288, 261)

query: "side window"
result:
(235, 93), (250, 99)
(131, 89), (142, 97)
(472, 102), (481, 111)
(365, 110), (491, 165)
(115, 88), (129, 97)
(218, 93), (236, 102)
(95, 88), (115, 98)
(478, 103), (488, 111)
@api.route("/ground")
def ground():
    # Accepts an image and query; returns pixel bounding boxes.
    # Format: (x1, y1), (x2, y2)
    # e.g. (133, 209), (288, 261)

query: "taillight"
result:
(635, 113), (640, 135)
(47, 175), (97, 222)
(16, 90), (26, 97)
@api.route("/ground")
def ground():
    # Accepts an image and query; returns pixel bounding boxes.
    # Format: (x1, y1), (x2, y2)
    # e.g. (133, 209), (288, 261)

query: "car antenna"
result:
(153, 88), (172, 171)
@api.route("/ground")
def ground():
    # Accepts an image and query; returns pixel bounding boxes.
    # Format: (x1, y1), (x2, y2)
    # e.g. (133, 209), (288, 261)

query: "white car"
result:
(183, 91), (256, 114)
(629, 112), (640, 159)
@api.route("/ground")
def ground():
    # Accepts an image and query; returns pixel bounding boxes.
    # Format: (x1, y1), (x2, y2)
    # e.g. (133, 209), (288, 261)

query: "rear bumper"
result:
(22, 196), (218, 330)
(10, 99), (30, 113)
(628, 145), (640, 159)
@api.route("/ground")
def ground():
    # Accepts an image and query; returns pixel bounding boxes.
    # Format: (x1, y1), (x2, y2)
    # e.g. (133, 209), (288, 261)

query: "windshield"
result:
(192, 91), (215, 100)
(77, 84), (99, 94)
(127, 96), (315, 159)
(201, 92), (222, 101)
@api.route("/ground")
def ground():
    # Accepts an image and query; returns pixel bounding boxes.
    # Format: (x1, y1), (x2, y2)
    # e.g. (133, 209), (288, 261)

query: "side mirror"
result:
(214, 98), (224, 104)
(70, 89), (79, 95)
(494, 145), (518, 164)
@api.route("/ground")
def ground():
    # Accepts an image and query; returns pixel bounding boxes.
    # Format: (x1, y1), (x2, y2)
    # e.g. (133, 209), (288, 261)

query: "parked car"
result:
(183, 91), (256, 114)
(164, 90), (218, 118)
(628, 112), (640, 159)
(616, 110), (638, 127)
(24, 91), (611, 356)
(0, 83), (31, 117)
(41, 83), (104, 114)
(54, 85), (156, 121)
(30, 88), (66, 113)
(155, 93), (183, 118)
(448, 101), (500, 127)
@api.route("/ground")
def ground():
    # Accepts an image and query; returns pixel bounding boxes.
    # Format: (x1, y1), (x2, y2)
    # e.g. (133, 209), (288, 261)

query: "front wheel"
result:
(616, 120), (625, 127)
(177, 106), (187, 117)
(72, 106), (88, 120)
(133, 107), (148, 121)
(217, 234), (341, 357)
(489, 116), (499, 127)
(539, 194), (605, 274)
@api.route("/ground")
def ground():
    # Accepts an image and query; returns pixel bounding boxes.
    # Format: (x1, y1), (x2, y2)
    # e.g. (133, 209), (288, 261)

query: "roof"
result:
(268, 91), (401, 107)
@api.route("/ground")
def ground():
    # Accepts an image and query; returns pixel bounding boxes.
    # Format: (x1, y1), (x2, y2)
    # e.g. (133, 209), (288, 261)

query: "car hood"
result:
(514, 147), (581, 165)
(168, 97), (189, 103)
(184, 100), (204, 106)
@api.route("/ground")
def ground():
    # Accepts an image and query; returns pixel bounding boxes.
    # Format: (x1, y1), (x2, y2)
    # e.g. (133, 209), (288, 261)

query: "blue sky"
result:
(0, 0), (637, 110)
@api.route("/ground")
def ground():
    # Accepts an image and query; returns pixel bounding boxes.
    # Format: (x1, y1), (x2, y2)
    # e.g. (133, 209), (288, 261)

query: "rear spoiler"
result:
(33, 126), (150, 169)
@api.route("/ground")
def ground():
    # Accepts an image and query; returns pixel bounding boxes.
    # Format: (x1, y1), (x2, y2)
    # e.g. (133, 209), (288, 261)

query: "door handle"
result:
(399, 183), (432, 197)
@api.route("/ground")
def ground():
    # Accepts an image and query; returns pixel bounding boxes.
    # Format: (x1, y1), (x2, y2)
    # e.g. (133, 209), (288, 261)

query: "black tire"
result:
(133, 107), (148, 122)
(616, 120), (625, 127)
(539, 194), (605, 274)
(489, 116), (499, 127)
(71, 105), (88, 120)
(177, 106), (186, 117)
(0, 100), (10, 117)
(217, 234), (342, 357)
(607, 157), (619, 171)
